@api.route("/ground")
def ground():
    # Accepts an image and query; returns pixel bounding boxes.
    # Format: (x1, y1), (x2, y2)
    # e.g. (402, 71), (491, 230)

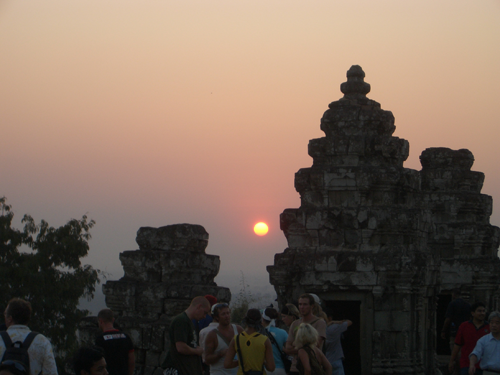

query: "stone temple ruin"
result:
(267, 66), (500, 374)
(97, 225), (230, 375)
(89, 66), (500, 375)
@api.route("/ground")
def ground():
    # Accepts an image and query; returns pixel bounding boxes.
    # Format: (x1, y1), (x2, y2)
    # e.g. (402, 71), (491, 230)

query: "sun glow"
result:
(253, 222), (269, 236)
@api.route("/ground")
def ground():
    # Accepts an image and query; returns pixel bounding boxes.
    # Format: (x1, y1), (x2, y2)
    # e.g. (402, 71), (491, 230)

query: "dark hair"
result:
(284, 303), (300, 319)
(212, 303), (229, 318)
(73, 347), (104, 375)
(263, 308), (279, 321)
(299, 294), (315, 306)
(243, 309), (262, 329)
(97, 309), (114, 323)
(323, 306), (334, 318)
(471, 302), (486, 313)
(6, 299), (31, 325)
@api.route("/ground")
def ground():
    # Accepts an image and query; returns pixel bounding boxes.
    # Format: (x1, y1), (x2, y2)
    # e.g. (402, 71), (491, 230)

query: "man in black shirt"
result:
(162, 296), (211, 375)
(95, 309), (134, 375)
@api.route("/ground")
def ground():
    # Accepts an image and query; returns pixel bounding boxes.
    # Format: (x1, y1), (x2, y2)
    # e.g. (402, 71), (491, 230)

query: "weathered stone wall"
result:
(421, 147), (500, 305)
(99, 224), (231, 375)
(268, 66), (500, 375)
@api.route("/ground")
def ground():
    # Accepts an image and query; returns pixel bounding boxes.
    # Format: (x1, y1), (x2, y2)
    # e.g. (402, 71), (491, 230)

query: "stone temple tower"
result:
(267, 66), (500, 374)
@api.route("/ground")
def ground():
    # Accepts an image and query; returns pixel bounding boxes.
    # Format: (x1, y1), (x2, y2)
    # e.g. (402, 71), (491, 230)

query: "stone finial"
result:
(420, 148), (474, 170)
(340, 65), (371, 98)
(136, 224), (209, 252)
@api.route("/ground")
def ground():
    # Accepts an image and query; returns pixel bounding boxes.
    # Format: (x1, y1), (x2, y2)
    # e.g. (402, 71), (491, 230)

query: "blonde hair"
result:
(293, 323), (318, 349)
(312, 304), (328, 321)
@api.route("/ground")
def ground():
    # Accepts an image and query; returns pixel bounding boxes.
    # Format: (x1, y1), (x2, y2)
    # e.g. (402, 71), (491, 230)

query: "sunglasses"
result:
(212, 303), (229, 314)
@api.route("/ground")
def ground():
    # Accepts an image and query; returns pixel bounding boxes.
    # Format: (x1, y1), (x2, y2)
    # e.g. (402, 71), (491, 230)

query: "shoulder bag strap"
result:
(305, 346), (324, 375)
(235, 334), (248, 375)
(264, 330), (282, 354)
(0, 331), (12, 348)
(265, 330), (289, 365)
(22, 332), (39, 350)
(309, 318), (320, 326)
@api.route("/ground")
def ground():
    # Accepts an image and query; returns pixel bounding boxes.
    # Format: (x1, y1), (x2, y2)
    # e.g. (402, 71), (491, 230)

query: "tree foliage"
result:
(230, 271), (255, 325)
(0, 197), (101, 360)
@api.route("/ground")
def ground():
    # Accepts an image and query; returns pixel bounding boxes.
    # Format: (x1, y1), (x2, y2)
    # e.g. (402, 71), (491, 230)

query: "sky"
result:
(1, 0), (499, 312)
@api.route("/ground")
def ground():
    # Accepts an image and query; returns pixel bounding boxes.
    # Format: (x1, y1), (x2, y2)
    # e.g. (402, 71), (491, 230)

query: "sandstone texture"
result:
(88, 224), (230, 375)
(267, 66), (500, 375)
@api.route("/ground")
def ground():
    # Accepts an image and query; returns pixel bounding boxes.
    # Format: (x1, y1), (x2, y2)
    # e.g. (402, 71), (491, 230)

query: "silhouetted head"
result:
(4, 298), (31, 326)
(73, 347), (108, 375)
(243, 309), (262, 329)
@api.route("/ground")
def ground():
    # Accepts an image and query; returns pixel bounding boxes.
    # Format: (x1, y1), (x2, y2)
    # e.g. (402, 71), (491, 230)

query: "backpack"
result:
(0, 331), (39, 375)
(297, 346), (325, 375)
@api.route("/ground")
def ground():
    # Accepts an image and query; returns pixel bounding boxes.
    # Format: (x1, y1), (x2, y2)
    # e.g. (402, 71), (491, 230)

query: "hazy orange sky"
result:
(1, 1), (499, 307)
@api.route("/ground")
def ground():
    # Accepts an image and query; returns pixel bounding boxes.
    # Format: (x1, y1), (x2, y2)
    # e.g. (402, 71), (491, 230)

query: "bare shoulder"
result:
(314, 347), (323, 355)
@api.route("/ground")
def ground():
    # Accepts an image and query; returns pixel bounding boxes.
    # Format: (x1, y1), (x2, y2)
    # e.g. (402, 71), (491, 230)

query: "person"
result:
(0, 298), (57, 375)
(95, 309), (134, 375)
(285, 294), (326, 375)
(281, 305), (300, 330)
(468, 310), (500, 375)
(309, 295), (327, 322)
(324, 310), (352, 375)
(199, 304), (221, 369)
(162, 296), (211, 375)
(261, 308), (289, 375)
(204, 303), (243, 374)
(194, 296), (219, 374)
(449, 302), (490, 375)
(194, 295), (218, 342)
(195, 296), (219, 375)
(293, 323), (331, 375)
(224, 309), (275, 374)
(72, 347), (108, 375)
(442, 290), (471, 374)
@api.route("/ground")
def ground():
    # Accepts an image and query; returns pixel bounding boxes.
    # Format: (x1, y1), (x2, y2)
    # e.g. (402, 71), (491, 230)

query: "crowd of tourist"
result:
(441, 290), (500, 375)
(0, 294), (499, 375)
(164, 293), (348, 375)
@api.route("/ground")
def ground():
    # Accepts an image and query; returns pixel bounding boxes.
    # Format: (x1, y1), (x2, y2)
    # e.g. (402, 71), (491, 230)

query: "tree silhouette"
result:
(0, 197), (101, 372)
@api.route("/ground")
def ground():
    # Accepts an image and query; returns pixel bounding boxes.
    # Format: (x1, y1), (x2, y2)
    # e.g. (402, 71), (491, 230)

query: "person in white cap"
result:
(261, 307), (289, 375)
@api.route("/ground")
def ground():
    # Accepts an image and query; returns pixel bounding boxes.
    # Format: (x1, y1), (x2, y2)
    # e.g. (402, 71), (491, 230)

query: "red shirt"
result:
(454, 320), (490, 369)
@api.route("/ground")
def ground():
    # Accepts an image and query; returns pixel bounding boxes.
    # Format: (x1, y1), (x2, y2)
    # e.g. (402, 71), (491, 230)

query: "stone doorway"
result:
(436, 293), (452, 355)
(324, 300), (362, 375)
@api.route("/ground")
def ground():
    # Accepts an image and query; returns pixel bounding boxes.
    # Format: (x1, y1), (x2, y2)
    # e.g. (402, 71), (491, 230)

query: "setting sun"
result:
(253, 222), (269, 236)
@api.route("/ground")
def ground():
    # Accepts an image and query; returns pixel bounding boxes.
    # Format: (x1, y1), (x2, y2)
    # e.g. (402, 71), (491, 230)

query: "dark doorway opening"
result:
(436, 293), (452, 355)
(324, 300), (361, 375)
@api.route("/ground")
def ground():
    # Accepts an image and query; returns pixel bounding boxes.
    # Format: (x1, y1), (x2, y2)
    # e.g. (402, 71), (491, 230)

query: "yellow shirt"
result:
(235, 331), (268, 375)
